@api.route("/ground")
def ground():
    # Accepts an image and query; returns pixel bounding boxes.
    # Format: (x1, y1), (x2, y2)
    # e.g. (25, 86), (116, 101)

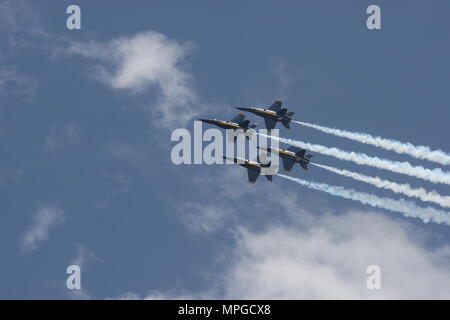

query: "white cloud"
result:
(70, 243), (98, 269)
(179, 202), (233, 234)
(67, 31), (203, 128)
(66, 244), (99, 300)
(0, 67), (37, 101)
(96, 173), (130, 208)
(20, 205), (65, 252)
(123, 208), (450, 300)
(161, 156), (450, 299)
(113, 291), (197, 300)
(174, 166), (312, 234)
(0, 0), (51, 52)
(221, 211), (450, 299)
(43, 124), (81, 153)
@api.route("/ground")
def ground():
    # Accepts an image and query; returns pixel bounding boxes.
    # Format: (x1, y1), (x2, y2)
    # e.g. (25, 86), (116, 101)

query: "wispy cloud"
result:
(96, 173), (130, 208)
(43, 124), (81, 153)
(66, 31), (204, 128)
(0, 67), (37, 102)
(178, 202), (234, 234)
(0, 0), (51, 49)
(220, 211), (450, 299)
(20, 205), (65, 253)
(70, 243), (98, 269)
(115, 209), (450, 299)
(66, 244), (98, 300)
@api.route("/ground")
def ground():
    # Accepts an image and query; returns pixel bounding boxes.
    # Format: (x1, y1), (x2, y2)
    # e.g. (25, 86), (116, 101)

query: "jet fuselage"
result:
(199, 119), (241, 130)
(266, 147), (309, 162)
(259, 146), (313, 172)
(236, 107), (288, 121)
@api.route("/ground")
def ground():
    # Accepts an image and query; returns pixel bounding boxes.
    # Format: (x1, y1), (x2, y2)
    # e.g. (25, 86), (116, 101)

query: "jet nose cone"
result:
(236, 107), (250, 111)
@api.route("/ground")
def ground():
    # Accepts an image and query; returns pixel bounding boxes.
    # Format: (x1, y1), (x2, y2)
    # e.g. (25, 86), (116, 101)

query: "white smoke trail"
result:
(311, 163), (450, 209)
(293, 120), (450, 166)
(277, 174), (450, 225)
(258, 133), (450, 185)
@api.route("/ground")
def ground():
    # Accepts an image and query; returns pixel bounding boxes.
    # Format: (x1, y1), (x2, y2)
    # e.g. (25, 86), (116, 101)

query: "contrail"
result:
(277, 174), (450, 225)
(258, 133), (450, 185)
(293, 120), (450, 166)
(311, 163), (450, 209)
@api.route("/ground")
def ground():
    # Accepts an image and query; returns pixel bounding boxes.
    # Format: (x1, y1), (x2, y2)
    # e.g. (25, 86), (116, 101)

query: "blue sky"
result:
(1, 0), (450, 299)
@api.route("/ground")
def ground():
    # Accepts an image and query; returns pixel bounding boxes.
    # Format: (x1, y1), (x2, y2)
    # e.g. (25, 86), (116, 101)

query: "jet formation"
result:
(200, 100), (312, 183)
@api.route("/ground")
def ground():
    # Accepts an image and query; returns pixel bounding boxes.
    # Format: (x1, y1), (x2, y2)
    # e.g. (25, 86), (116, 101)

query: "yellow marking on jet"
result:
(254, 109), (277, 116)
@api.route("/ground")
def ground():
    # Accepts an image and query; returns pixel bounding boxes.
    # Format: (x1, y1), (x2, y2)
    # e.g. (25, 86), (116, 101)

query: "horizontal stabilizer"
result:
(281, 119), (291, 129)
(231, 113), (245, 124)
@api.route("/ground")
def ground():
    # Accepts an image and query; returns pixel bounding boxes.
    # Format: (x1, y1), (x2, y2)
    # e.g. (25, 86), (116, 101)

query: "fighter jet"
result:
(236, 100), (294, 131)
(223, 156), (275, 183)
(259, 146), (313, 172)
(199, 113), (257, 132)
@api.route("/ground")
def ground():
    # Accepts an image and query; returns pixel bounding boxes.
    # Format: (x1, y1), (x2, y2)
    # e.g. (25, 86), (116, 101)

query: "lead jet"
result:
(236, 100), (294, 131)
(223, 156), (276, 183)
(199, 113), (257, 132)
(258, 146), (313, 172)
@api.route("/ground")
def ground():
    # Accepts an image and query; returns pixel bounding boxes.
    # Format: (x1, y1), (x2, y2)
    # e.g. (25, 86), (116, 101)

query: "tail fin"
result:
(265, 175), (273, 182)
(296, 149), (306, 157)
(277, 108), (288, 115)
(239, 119), (250, 129)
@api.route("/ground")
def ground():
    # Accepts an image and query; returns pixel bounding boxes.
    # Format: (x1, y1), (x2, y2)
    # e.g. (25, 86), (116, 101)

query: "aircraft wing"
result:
(230, 113), (245, 124)
(264, 117), (277, 130)
(296, 149), (306, 157)
(247, 168), (260, 183)
(268, 100), (282, 112)
(282, 157), (295, 172)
